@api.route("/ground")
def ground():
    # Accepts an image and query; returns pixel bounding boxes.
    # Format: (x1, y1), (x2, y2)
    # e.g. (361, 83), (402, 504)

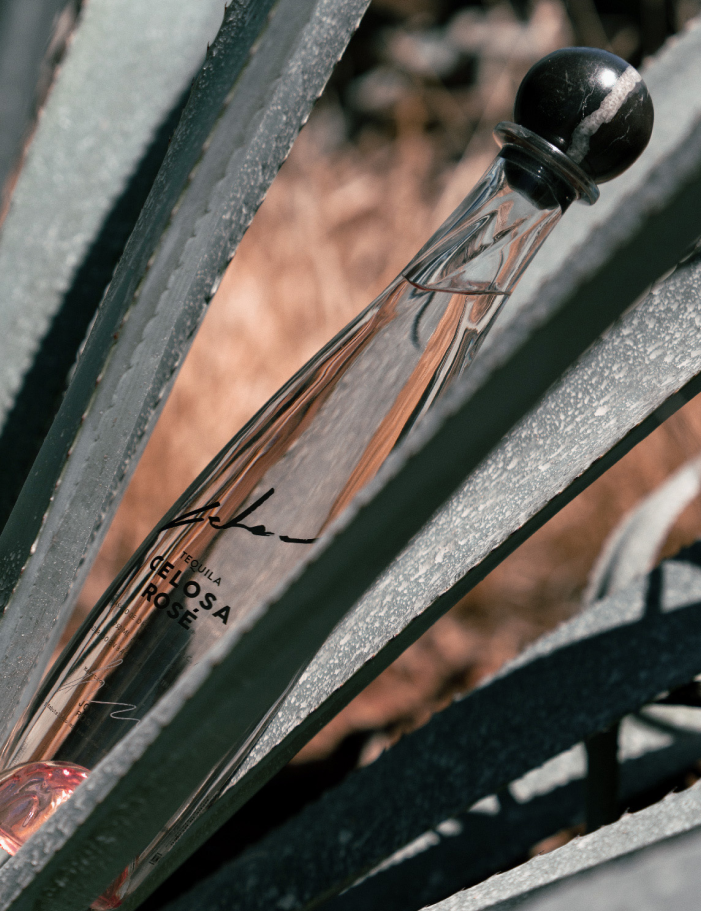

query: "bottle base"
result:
(0, 760), (89, 854)
(0, 760), (133, 907)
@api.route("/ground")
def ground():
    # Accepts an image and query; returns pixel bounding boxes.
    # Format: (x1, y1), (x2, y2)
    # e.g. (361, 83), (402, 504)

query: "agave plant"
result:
(0, 1), (701, 910)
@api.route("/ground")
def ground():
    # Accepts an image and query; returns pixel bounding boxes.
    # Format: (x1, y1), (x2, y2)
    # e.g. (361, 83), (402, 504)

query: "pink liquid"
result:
(0, 761), (88, 854)
(0, 761), (129, 909)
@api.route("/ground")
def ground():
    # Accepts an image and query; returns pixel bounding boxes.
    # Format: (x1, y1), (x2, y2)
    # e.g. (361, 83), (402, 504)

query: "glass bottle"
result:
(0, 47), (653, 907)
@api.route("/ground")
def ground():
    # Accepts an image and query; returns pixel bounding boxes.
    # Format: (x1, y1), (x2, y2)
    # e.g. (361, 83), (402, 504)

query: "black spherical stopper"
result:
(514, 48), (654, 183)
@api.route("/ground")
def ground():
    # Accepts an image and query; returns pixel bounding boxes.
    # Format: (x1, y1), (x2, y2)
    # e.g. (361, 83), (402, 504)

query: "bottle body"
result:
(0, 153), (562, 902)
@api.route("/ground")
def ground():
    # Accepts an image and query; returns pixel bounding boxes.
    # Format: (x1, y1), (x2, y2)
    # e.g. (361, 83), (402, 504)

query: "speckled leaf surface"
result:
(1, 9), (701, 911)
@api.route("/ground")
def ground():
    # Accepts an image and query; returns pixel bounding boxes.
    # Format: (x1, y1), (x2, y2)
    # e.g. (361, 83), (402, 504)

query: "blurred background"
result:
(5, 0), (701, 899)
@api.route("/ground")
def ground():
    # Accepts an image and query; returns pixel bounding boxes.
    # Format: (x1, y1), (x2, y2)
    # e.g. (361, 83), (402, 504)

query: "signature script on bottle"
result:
(158, 487), (317, 544)
(48, 659), (140, 725)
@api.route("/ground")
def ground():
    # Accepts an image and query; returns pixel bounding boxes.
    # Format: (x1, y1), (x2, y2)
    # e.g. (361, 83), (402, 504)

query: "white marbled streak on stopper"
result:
(567, 66), (642, 164)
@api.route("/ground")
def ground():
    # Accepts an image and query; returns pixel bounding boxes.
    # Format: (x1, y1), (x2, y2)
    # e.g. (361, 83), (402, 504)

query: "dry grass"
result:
(74, 6), (701, 766)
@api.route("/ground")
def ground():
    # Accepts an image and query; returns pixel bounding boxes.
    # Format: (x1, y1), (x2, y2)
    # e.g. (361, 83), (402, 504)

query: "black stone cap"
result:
(513, 47), (654, 183)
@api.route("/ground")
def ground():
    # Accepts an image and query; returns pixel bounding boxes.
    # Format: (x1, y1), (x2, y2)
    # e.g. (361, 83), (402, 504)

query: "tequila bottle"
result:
(0, 47), (653, 907)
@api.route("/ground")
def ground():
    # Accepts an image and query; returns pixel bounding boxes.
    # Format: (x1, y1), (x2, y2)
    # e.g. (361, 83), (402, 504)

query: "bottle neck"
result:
(495, 121), (599, 211)
(403, 155), (563, 297)
(500, 145), (576, 211)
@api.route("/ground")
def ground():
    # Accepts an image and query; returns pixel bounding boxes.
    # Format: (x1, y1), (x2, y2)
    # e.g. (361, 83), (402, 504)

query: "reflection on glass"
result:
(0, 142), (581, 904)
